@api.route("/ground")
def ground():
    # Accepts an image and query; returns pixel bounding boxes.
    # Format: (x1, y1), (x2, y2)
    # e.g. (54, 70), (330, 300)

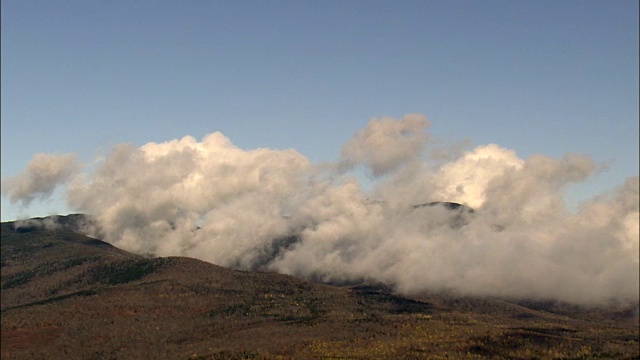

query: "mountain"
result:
(1, 215), (638, 359)
(414, 201), (476, 228)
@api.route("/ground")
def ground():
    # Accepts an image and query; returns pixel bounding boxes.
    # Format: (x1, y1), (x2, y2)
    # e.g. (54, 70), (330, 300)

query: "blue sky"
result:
(1, 0), (638, 221)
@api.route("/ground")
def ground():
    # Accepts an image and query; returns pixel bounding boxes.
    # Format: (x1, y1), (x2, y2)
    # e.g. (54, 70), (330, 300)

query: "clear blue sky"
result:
(1, 0), (638, 221)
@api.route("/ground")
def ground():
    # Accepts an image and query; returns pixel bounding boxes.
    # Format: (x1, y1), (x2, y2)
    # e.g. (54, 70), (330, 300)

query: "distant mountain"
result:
(1, 215), (638, 359)
(414, 201), (476, 228)
(416, 201), (475, 211)
(241, 201), (477, 272)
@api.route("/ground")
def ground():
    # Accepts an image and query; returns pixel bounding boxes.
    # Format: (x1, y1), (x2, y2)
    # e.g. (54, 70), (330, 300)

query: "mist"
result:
(3, 114), (638, 307)
(1, 153), (79, 206)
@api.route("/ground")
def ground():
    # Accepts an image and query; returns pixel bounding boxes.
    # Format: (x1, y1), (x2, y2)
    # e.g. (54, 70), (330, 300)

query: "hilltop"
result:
(1, 215), (638, 359)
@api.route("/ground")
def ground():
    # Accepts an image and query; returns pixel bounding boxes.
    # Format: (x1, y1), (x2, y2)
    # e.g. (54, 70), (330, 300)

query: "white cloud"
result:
(9, 114), (638, 307)
(2, 153), (80, 206)
(341, 114), (430, 176)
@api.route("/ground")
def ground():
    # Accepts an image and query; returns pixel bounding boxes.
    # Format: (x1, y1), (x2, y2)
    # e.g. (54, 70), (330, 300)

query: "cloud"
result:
(368, 143), (523, 210)
(8, 114), (639, 307)
(66, 132), (311, 257)
(13, 216), (62, 231)
(341, 114), (430, 176)
(434, 144), (525, 208)
(2, 153), (80, 206)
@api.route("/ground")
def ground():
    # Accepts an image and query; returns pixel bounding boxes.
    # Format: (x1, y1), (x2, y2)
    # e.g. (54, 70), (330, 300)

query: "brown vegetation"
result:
(1, 216), (638, 359)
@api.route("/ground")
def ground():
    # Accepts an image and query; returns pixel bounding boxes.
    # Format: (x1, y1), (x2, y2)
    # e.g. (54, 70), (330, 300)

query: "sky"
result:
(1, 0), (638, 220)
(1, 1), (638, 306)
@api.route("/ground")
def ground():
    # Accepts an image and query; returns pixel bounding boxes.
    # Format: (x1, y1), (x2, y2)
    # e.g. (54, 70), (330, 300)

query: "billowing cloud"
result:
(6, 115), (639, 307)
(67, 132), (311, 257)
(368, 143), (523, 210)
(2, 153), (80, 206)
(434, 144), (525, 208)
(341, 114), (430, 176)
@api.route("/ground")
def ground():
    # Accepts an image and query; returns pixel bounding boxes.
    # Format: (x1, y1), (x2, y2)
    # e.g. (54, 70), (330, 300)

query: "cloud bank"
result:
(3, 114), (638, 307)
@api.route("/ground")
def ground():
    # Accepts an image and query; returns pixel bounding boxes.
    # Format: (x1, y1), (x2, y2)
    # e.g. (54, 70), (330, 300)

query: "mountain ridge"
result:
(1, 215), (638, 359)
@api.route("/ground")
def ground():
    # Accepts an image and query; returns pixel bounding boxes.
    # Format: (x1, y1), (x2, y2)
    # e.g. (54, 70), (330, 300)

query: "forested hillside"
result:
(1, 215), (638, 359)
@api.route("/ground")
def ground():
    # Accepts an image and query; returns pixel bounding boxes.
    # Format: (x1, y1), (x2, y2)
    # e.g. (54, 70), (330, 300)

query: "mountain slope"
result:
(1, 215), (638, 359)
